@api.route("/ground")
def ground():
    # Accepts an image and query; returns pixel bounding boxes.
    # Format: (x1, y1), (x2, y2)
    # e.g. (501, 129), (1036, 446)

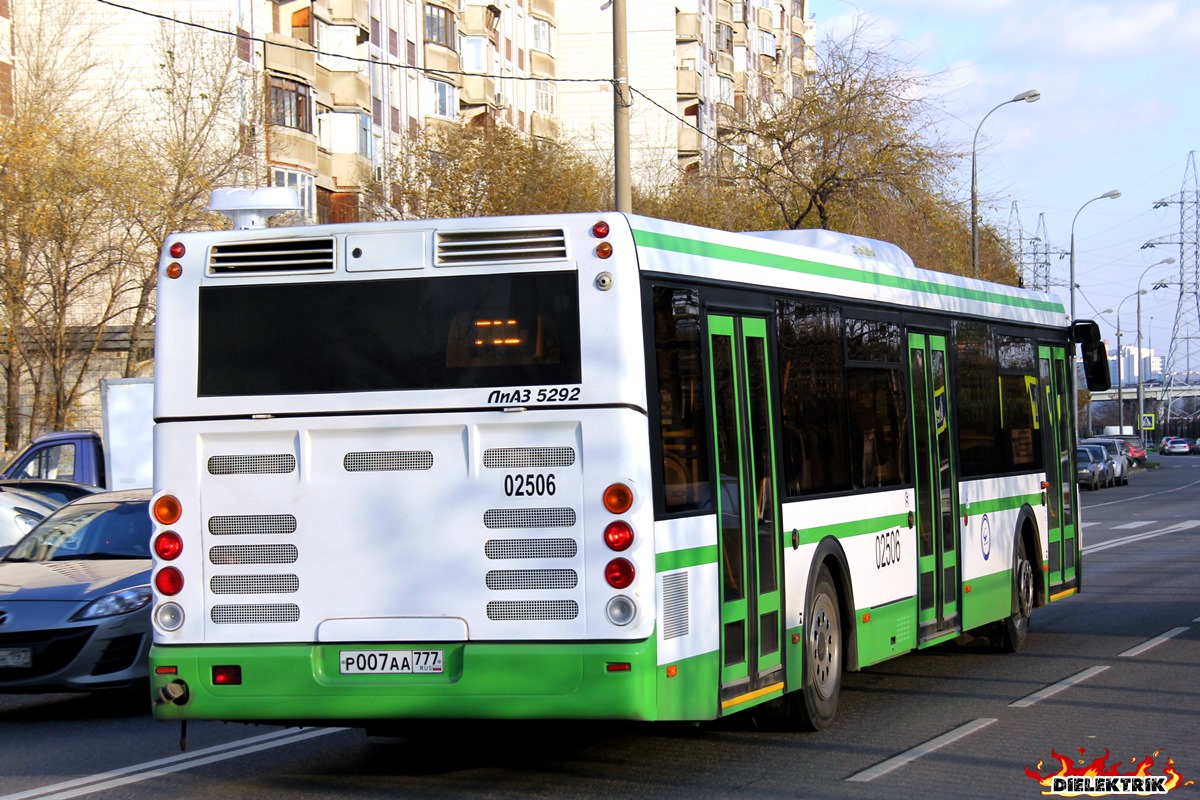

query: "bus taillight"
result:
(591, 221), (610, 238)
(605, 557), (635, 589)
(154, 495), (182, 525)
(155, 567), (184, 596)
(169, 242), (185, 258)
(603, 483), (634, 514)
(604, 521), (634, 551)
(154, 531), (183, 560)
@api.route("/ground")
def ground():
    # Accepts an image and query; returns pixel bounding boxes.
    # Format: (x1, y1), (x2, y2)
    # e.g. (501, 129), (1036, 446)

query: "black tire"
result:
(789, 564), (842, 730)
(1002, 536), (1034, 652)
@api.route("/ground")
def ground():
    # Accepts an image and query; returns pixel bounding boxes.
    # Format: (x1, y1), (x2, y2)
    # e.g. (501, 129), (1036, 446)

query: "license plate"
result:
(0, 648), (32, 668)
(339, 649), (443, 674)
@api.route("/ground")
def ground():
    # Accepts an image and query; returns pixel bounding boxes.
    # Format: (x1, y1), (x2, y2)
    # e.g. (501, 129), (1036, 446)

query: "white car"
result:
(1163, 437), (1191, 455)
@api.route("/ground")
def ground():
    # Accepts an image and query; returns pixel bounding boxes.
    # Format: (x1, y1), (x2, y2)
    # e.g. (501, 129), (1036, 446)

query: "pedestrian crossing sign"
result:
(1141, 413), (1155, 431)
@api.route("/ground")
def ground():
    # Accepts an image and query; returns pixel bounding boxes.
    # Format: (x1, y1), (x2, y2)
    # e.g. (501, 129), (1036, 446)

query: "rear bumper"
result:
(151, 639), (660, 723)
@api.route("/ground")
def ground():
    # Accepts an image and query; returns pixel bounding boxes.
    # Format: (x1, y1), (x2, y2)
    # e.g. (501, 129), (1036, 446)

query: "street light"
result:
(1069, 189), (1121, 437)
(1116, 290), (1147, 432)
(971, 89), (1041, 278)
(1137, 257), (1178, 443)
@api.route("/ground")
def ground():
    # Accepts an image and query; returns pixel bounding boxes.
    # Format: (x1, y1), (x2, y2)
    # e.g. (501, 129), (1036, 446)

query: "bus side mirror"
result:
(1081, 339), (1111, 392)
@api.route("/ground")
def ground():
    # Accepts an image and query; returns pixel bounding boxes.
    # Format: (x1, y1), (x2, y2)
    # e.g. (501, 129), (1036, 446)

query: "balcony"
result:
(716, 103), (738, 134)
(678, 124), (702, 155)
(676, 13), (700, 42)
(755, 6), (773, 30)
(265, 32), (316, 81)
(463, 4), (502, 36)
(529, 50), (556, 79)
(330, 151), (372, 189)
(716, 0), (734, 24)
(328, 68), (371, 109)
(325, 0), (369, 27)
(677, 68), (700, 98)
(716, 51), (734, 77)
(461, 74), (497, 106)
(268, 127), (319, 171)
(531, 111), (558, 140)
(529, 0), (555, 21)
(424, 44), (461, 75)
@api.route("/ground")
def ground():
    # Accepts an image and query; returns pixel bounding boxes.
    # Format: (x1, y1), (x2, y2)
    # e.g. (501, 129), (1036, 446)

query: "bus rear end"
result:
(149, 211), (660, 724)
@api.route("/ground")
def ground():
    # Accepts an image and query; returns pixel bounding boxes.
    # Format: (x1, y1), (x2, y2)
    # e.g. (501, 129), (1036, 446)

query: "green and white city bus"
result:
(149, 191), (1109, 730)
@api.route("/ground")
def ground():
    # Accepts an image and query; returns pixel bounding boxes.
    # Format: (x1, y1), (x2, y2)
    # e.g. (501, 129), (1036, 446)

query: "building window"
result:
(359, 111), (372, 157)
(715, 22), (733, 54)
(431, 79), (457, 119)
(462, 36), (488, 71)
(236, 28), (252, 63)
(531, 18), (553, 53)
(424, 4), (456, 49)
(269, 76), (312, 133)
(756, 30), (777, 57)
(718, 75), (734, 106)
(272, 168), (316, 220)
(315, 22), (360, 71)
(534, 80), (555, 114)
(791, 33), (805, 59)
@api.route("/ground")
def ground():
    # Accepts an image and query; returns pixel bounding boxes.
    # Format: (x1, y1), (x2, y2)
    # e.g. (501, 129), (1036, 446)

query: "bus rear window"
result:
(198, 271), (581, 396)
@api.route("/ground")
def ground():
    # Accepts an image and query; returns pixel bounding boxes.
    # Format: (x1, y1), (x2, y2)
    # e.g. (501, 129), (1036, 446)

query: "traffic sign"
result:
(1141, 413), (1156, 431)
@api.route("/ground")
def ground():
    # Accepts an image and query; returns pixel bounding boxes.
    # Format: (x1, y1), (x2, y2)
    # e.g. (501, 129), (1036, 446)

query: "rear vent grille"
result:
(483, 447), (576, 469)
(208, 454), (296, 475)
(209, 544), (299, 565)
(210, 574), (300, 594)
(485, 538), (578, 559)
(485, 569), (578, 591)
(436, 228), (567, 265)
(486, 600), (578, 621)
(662, 572), (690, 640)
(344, 451), (433, 472)
(209, 238), (335, 273)
(483, 508), (576, 529)
(211, 604), (301, 624)
(209, 515), (297, 536)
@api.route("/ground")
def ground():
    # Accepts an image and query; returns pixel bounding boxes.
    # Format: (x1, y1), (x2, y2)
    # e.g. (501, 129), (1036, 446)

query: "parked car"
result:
(0, 479), (102, 505)
(1080, 439), (1129, 485)
(1076, 447), (1107, 490)
(0, 489), (152, 693)
(1125, 439), (1148, 465)
(1079, 444), (1115, 488)
(0, 486), (63, 551)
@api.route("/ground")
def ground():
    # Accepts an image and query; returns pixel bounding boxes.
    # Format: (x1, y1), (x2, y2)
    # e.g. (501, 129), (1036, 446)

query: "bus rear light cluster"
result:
(592, 220), (613, 259)
(154, 531), (183, 560)
(601, 482), (637, 623)
(156, 567), (184, 596)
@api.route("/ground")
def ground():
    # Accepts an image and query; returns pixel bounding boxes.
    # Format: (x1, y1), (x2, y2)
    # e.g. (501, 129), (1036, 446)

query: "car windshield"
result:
(2, 500), (150, 562)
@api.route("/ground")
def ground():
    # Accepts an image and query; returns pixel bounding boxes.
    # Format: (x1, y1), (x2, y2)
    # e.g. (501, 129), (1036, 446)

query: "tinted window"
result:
(198, 272), (581, 396)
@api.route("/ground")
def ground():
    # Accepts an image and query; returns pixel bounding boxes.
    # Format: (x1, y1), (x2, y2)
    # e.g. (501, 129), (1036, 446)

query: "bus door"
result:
(1040, 345), (1077, 594)
(907, 332), (961, 641)
(706, 315), (784, 707)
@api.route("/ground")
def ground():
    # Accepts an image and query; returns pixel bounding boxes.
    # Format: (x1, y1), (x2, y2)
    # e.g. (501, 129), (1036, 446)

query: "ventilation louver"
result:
(209, 238), (335, 274)
(436, 229), (567, 265)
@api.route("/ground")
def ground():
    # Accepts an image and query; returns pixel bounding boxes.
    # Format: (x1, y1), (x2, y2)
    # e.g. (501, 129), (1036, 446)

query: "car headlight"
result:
(71, 585), (153, 621)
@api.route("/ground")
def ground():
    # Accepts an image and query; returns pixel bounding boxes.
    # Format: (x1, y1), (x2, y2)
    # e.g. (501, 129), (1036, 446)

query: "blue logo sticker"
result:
(980, 514), (992, 561)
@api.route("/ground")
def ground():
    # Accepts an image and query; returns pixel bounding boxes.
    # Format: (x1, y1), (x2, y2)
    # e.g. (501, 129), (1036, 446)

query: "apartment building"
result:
(33, 0), (815, 219)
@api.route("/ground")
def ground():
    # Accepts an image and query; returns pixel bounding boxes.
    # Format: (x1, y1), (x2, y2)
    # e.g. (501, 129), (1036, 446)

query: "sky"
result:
(816, 0), (1200, 363)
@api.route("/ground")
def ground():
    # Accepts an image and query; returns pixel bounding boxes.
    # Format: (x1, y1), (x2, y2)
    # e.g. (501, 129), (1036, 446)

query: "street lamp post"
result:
(1069, 189), (1121, 438)
(1137, 257), (1178, 443)
(1116, 290), (1146, 432)
(970, 90), (1041, 278)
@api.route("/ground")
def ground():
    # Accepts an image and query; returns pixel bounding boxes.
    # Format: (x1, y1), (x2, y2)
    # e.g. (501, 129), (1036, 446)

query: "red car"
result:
(1125, 440), (1147, 465)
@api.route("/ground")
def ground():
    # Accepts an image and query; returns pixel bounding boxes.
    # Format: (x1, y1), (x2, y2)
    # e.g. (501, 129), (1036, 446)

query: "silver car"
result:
(0, 489), (152, 693)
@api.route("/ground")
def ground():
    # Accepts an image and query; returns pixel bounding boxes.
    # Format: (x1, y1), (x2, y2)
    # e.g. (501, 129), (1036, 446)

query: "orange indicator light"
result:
(666, 665), (678, 678)
(861, 613), (871, 623)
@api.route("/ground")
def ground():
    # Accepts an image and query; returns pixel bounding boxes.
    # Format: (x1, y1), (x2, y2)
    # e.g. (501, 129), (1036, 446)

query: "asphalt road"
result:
(1, 460), (1197, 800)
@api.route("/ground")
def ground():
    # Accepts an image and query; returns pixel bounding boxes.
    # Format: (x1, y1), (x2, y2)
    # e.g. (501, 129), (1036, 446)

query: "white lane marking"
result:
(1083, 474), (1200, 508)
(1082, 521), (1200, 554)
(1008, 666), (1109, 708)
(0, 727), (345, 800)
(845, 718), (997, 782)
(1111, 521), (1155, 530)
(1118, 627), (1190, 658)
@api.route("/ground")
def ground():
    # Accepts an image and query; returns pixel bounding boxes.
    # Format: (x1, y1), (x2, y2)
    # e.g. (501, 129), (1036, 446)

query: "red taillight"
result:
(603, 483), (634, 514)
(154, 531), (183, 560)
(592, 220), (610, 238)
(605, 557), (635, 589)
(604, 520), (634, 551)
(155, 567), (184, 596)
(212, 665), (242, 685)
(154, 495), (182, 525)
(169, 242), (185, 258)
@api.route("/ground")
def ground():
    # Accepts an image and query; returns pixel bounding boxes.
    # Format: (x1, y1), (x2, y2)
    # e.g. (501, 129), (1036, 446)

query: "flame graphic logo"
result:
(1024, 748), (1192, 796)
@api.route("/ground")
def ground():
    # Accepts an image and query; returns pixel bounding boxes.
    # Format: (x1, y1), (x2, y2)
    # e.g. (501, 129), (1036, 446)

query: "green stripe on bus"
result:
(966, 493), (1043, 515)
(656, 545), (719, 572)
(632, 229), (1064, 314)
(795, 513), (911, 546)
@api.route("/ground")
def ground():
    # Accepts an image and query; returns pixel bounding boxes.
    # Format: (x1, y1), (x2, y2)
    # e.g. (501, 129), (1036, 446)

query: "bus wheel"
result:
(1002, 537), (1034, 652)
(790, 564), (842, 730)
